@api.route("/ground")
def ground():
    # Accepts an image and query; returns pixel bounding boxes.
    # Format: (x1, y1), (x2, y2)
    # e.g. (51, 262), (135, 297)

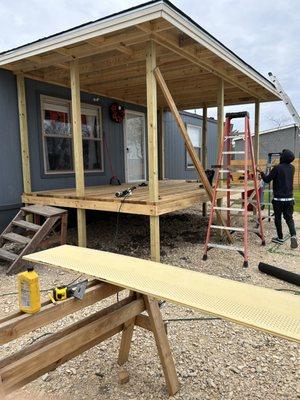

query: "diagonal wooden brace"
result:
(154, 66), (232, 243)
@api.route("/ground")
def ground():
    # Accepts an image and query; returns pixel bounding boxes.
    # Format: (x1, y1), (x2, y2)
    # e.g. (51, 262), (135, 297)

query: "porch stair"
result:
(0, 205), (68, 275)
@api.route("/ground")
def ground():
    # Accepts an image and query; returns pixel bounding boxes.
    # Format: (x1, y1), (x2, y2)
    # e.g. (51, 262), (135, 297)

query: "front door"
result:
(124, 110), (146, 182)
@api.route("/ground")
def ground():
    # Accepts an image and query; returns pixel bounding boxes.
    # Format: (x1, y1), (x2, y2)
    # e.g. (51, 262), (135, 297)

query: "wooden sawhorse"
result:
(0, 280), (180, 397)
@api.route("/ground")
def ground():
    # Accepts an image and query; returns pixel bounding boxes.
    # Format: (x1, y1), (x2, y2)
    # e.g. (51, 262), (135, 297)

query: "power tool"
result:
(48, 280), (88, 303)
(115, 186), (137, 198)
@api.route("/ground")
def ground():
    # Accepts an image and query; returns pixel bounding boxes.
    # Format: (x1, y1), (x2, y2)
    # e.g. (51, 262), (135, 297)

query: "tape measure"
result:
(48, 280), (88, 304)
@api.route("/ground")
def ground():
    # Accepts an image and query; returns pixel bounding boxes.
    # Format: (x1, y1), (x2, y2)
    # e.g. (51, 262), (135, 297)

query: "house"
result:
(233, 124), (300, 185)
(0, 72), (218, 230)
(0, 0), (281, 261)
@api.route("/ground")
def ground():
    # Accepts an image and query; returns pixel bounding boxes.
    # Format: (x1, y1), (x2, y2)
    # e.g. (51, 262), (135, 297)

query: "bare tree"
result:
(267, 115), (291, 128)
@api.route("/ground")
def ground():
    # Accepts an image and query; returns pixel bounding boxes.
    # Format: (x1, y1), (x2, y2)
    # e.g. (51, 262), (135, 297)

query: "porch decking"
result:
(22, 180), (224, 216)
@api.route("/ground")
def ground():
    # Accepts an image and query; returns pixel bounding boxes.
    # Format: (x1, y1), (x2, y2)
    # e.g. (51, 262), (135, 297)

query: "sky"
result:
(0, 0), (299, 132)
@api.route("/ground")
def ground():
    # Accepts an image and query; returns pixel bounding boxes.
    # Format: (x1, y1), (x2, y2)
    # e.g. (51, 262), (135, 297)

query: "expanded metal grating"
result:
(24, 245), (300, 343)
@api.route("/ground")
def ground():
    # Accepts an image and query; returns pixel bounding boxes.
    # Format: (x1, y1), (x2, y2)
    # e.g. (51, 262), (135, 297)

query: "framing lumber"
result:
(202, 105), (208, 216)
(146, 40), (160, 261)
(217, 78), (224, 214)
(0, 296), (144, 395)
(154, 67), (232, 242)
(217, 78), (225, 153)
(151, 30), (262, 100)
(70, 60), (87, 247)
(118, 316), (136, 365)
(158, 108), (165, 180)
(0, 281), (180, 397)
(144, 296), (180, 395)
(16, 74), (31, 194)
(254, 100), (260, 162)
(0, 281), (121, 345)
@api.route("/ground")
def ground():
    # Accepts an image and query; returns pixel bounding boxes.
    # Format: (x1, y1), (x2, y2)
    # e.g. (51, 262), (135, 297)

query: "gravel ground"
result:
(0, 206), (299, 400)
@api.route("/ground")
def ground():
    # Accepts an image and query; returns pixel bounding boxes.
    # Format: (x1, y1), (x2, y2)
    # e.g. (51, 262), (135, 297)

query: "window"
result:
(186, 124), (202, 169)
(41, 96), (103, 174)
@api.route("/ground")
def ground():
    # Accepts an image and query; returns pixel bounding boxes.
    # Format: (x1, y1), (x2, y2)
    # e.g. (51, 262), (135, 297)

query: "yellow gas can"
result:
(18, 267), (41, 314)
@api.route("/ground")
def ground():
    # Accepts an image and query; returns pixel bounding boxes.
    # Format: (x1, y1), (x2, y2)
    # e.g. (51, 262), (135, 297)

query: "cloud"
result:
(0, 0), (299, 131)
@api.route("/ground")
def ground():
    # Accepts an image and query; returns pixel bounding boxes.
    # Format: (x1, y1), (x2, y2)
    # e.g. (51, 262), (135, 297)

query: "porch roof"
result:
(0, 0), (280, 109)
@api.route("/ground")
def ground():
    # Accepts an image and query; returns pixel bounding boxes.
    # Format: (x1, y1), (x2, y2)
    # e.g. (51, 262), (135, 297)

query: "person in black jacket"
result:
(257, 149), (298, 249)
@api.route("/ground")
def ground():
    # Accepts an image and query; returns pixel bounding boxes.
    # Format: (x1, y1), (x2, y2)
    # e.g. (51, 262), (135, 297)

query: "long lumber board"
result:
(24, 245), (300, 343)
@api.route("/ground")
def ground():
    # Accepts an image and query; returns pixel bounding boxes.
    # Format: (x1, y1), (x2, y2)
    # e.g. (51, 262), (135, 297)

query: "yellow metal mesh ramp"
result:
(24, 245), (300, 343)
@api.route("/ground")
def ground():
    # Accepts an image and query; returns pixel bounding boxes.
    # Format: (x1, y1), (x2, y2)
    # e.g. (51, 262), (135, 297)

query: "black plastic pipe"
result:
(258, 262), (300, 287)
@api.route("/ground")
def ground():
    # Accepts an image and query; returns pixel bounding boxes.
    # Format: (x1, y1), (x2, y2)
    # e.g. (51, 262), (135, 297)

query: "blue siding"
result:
(25, 78), (146, 191)
(0, 71), (219, 231)
(0, 69), (23, 229)
(164, 111), (218, 179)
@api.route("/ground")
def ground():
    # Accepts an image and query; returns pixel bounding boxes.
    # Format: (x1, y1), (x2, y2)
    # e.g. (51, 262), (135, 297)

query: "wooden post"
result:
(254, 100), (260, 164)
(158, 108), (165, 180)
(16, 74), (31, 194)
(70, 60), (87, 247)
(146, 41), (160, 261)
(202, 106), (208, 217)
(216, 79), (224, 214)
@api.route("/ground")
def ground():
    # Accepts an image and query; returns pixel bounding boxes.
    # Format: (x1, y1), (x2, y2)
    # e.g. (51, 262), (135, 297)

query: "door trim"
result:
(123, 110), (147, 183)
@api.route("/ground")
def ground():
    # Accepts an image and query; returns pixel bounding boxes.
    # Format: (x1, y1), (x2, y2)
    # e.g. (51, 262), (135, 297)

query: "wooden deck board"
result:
(23, 180), (225, 216)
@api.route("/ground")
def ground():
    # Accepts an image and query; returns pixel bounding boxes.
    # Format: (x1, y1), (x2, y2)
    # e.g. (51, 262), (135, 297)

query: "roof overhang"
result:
(0, 0), (281, 109)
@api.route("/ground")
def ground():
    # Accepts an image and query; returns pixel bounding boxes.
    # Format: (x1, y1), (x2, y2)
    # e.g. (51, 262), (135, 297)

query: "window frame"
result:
(40, 95), (104, 175)
(185, 123), (202, 170)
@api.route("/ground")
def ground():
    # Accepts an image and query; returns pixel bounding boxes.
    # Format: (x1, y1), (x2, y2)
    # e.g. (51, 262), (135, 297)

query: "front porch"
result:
(0, 2), (280, 262)
(22, 180), (225, 216)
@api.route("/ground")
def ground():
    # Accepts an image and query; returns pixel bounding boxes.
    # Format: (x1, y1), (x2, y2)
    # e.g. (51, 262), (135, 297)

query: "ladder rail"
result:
(203, 126), (228, 254)
(203, 112), (265, 267)
(268, 72), (300, 130)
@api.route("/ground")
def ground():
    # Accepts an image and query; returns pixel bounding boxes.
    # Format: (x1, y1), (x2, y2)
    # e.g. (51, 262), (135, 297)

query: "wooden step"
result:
(21, 205), (66, 218)
(13, 220), (41, 232)
(0, 249), (18, 261)
(2, 232), (31, 245)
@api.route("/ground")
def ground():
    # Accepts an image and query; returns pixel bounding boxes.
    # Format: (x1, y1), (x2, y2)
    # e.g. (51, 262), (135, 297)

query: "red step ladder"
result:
(203, 111), (265, 267)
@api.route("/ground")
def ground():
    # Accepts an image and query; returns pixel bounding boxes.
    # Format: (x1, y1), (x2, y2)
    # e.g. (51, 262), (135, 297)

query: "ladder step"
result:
(214, 207), (245, 212)
(21, 205), (66, 217)
(217, 188), (245, 192)
(211, 225), (245, 232)
(219, 169), (245, 174)
(222, 151), (245, 154)
(2, 232), (31, 245)
(0, 249), (18, 261)
(208, 243), (244, 252)
(13, 220), (41, 231)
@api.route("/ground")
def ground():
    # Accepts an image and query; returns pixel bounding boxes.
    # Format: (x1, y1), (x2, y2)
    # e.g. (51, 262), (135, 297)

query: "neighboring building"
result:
(0, 68), (218, 230)
(233, 124), (300, 185)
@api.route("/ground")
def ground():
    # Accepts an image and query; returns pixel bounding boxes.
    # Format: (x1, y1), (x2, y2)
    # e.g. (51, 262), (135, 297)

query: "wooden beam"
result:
(217, 78), (225, 152)
(152, 31), (262, 100)
(158, 108), (165, 180)
(0, 296), (144, 394)
(70, 60), (86, 247)
(118, 317), (136, 365)
(202, 105), (208, 216)
(144, 296), (180, 396)
(16, 74), (31, 194)
(254, 100), (260, 162)
(146, 40), (160, 261)
(0, 281), (121, 345)
(154, 67), (232, 242)
(216, 78), (224, 213)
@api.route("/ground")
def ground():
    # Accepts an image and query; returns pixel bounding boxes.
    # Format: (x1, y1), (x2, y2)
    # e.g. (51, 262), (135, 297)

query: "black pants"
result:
(272, 200), (296, 239)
